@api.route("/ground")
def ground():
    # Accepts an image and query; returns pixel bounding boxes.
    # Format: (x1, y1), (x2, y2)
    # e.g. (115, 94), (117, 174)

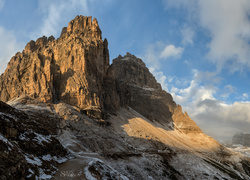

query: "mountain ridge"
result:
(0, 15), (250, 179)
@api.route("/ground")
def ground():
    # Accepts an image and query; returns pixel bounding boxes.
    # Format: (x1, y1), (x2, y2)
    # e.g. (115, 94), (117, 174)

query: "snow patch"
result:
(27, 168), (34, 178)
(0, 133), (13, 149)
(42, 154), (68, 164)
(25, 155), (42, 166)
(37, 168), (52, 180)
(34, 133), (52, 145)
(53, 156), (68, 163)
(19, 132), (30, 141)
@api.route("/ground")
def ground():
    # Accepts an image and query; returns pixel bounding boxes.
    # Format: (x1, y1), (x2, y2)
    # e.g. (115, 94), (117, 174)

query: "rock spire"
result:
(0, 16), (109, 114)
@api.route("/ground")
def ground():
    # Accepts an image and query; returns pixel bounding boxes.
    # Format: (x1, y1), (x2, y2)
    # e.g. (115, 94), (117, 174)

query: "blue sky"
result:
(0, 0), (250, 140)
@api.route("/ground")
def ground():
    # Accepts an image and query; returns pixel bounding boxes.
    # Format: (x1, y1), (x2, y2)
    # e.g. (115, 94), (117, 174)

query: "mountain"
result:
(224, 133), (250, 159)
(0, 15), (250, 179)
(232, 133), (250, 147)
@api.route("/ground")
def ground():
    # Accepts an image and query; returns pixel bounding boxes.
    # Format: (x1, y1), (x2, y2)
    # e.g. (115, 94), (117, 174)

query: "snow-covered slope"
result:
(6, 97), (249, 179)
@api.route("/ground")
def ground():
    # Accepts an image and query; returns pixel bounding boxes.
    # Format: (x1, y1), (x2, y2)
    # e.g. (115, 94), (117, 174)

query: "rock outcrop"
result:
(0, 15), (109, 117)
(107, 53), (202, 133)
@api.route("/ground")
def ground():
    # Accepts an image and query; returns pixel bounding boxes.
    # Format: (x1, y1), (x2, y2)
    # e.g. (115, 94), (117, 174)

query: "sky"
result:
(0, 0), (250, 141)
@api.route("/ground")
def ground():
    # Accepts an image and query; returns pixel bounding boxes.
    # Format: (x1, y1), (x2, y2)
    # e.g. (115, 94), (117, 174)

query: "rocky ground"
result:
(0, 100), (68, 179)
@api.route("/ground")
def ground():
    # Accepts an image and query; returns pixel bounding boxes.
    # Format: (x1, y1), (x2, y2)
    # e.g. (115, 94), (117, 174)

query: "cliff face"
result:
(107, 53), (202, 133)
(0, 15), (201, 133)
(0, 16), (109, 113)
(1, 15), (250, 179)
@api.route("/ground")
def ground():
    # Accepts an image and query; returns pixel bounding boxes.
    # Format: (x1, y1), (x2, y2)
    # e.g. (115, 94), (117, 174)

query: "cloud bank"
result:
(161, 0), (250, 140)
(170, 70), (250, 140)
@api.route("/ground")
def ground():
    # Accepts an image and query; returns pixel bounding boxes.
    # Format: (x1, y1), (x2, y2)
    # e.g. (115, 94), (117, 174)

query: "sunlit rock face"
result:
(0, 15), (109, 113)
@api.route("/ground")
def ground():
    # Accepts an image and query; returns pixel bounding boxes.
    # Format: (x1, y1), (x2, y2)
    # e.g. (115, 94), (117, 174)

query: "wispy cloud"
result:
(140, 42), (184, 91)
(242, 93), (249, 100)
(161, 0), (250, 139)
(199, 0), (250, 72)
(164, 0), (250, 72)
(181, 27), (194, 45)
(35, 0), (89, 38)
(0, 27), (23, 74)
(160, 45), (183, 59)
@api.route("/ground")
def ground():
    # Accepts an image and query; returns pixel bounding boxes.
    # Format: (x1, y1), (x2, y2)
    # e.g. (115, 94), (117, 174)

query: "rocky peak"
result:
(65, 15), (102, 39)
(24, 35), (55, 53)
(0, 16), (109, 115)
(109, 52), (161, 90)
(113, 52), (146, 67)
(107, 53), (202, 133)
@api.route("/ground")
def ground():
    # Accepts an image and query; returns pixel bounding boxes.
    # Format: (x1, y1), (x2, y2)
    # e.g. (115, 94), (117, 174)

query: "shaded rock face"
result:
(107, 53), (175, 127)
(232, 133), (250, 146)
(107, 53), (202, 133)
(0, 15), (109, 113)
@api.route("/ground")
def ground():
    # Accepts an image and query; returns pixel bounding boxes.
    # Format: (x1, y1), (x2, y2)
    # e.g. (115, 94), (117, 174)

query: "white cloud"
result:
(170, 73), (217, 108)
(243, 93), (249, 100)
(181, 27), (194, 45)
(164, 0), (250, 72)
(36, 0), (88, 38)
(221, 84), (235, 99)
(193, 100), (250, 140)
(160, 45), (183, 59)
(140, 42), (184, 91)
(0, 27), (22, 74)
(164, 69), (250, 140)
(198, 0), (250, 72)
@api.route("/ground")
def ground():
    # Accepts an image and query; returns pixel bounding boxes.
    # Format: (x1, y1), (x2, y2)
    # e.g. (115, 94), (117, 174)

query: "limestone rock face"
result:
(0, 16), (202, 133)
(107, 53), (202, 133)
(0, 15), (109, 113)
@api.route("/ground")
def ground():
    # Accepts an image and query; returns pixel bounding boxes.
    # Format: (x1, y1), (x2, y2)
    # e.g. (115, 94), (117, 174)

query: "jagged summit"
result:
(65, 15), (102, 39)
(113, 52), (146, 67)
(0, 15), (109, 111)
